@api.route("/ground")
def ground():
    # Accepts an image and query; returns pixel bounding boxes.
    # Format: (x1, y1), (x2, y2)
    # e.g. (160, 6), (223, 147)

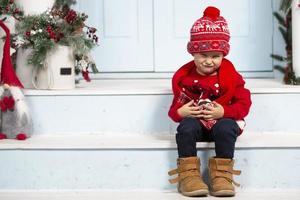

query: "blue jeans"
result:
(176, 117), (239, 159)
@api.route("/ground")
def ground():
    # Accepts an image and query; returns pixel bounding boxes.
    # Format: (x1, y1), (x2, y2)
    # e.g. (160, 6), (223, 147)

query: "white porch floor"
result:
(0, 189), (299, 200)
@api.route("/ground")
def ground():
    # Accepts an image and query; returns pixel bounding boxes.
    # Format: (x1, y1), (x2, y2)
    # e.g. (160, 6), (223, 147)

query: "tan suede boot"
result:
(168, 157), (209, 197)
(208, 157), (241, 197)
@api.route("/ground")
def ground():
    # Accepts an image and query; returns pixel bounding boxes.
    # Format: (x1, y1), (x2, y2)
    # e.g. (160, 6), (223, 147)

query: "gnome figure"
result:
(0, 20), (32, 140)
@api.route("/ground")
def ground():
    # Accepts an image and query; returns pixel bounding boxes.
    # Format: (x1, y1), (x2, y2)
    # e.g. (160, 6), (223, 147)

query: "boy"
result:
(168, 6), (251, 197)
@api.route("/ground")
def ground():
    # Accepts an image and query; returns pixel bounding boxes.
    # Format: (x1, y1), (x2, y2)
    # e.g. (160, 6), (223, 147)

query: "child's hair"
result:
(187, 6), (230, 56)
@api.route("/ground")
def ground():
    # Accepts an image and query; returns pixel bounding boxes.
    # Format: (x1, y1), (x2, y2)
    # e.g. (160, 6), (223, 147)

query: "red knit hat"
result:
(0, 20), (24, 88)
(187, 6), (230, 56)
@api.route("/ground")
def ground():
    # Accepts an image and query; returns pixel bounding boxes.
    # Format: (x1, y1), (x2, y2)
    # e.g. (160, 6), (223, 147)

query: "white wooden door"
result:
(77, 0), (153, 72)
(154, 0), (274, 72)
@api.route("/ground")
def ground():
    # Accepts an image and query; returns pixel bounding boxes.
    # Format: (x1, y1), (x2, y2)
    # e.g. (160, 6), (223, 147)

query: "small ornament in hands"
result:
(178, 90), (217, 130)
(197, 99), (217, 130)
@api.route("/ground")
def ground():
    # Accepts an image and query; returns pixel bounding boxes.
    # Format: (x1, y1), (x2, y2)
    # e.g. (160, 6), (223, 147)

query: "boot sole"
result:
(210, 190), (235, 197)
(180, 189), (209, 197)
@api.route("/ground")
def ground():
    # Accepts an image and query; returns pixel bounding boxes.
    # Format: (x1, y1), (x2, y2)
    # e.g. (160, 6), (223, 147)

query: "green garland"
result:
(54, 0), (76, 8)
(272, 0), (300, 85)
(280, 0), (292, 13)
(15, 2), (97, 71)
(0, 0), (23, 19)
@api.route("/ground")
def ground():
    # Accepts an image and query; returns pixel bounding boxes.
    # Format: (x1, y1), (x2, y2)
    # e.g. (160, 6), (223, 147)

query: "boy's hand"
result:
(177, 100), (201, 118)
(198, 102), (224, 120)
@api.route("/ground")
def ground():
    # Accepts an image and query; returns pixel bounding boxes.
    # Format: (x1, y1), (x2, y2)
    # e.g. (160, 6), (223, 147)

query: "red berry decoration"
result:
(25, 31), (31, 37)
(6, 96), (15, 110)
(16, 133), (27, 140)
(82, 70), (91, 82)
(0, 133), (7, 140)
(0, 100), (7, 112)
(65, 9), (77, 24)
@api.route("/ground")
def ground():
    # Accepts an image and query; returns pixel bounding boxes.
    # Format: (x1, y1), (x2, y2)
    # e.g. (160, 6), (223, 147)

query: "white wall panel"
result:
(77, 0), (277, 74)
(77, 0), (153, 72)
(103, 0), (134, 37)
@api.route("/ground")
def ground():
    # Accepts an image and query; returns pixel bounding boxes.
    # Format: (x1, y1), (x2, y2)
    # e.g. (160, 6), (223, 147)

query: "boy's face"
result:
(193, 52), (224, 76)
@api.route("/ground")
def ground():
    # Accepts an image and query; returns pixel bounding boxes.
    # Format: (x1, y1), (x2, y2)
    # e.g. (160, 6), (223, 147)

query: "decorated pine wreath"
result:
(10, 0), (98, 81)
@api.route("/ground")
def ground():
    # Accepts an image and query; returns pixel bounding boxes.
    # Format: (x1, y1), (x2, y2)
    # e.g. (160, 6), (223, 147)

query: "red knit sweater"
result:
(168, 58), (252, 123)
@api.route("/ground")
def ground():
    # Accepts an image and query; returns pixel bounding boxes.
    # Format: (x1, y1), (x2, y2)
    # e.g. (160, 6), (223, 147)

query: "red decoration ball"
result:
(16, 133), (27, 140)
(0, 133), (7, 140)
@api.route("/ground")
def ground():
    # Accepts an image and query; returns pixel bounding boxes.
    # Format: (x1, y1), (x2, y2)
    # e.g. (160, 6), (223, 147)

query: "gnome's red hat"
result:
(0, 20), (23, 88)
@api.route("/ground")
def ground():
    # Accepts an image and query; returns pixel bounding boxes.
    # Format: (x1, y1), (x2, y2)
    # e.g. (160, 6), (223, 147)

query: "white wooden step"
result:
(0, 132), (300, 190)
(24, 78), (300, 96)
(22, 78), (300, 135)
(0, 132), (300, 150)
(0, 189), (299, 200)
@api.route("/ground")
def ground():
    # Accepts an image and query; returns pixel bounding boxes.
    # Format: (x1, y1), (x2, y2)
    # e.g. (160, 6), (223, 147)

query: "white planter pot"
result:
(42, 45), (75, 89)
(16, 45), (75, 90)
(14, 0), (55, 15)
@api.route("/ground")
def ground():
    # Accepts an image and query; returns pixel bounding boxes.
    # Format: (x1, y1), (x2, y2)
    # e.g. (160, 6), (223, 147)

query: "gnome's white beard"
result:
(0, 86), (4, 97)
(7, 86), (31, 121)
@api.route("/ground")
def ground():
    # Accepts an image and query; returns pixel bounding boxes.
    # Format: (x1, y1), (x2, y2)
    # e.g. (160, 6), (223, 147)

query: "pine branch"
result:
(271, 54), (286, 62)
(274, 65), (286, 73)
(54, 0), (76, 7)
(286, 54), (293, 62)
(279, 26), (288, 44)
(0, 0), (23, 19)
(62, 34), (95, 56)
(287, 25), (292, 45)
(280, 0), (292, 13)
(90, 63), (99, 73)
(273, 12), (286, 27)
(28, 39), (55, 69)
